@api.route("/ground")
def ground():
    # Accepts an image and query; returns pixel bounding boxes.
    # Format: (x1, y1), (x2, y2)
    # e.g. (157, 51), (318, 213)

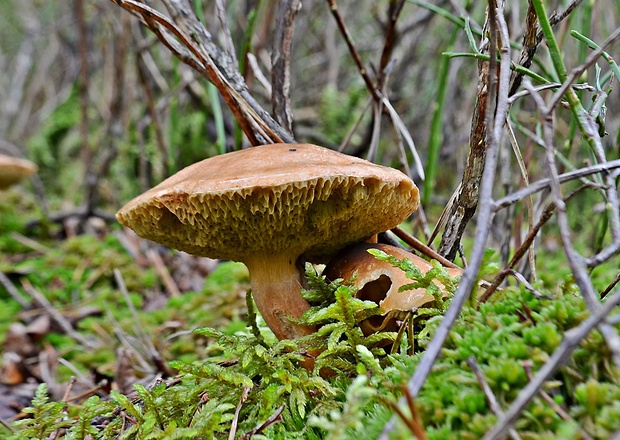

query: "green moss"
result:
(5, 262), (620, 439)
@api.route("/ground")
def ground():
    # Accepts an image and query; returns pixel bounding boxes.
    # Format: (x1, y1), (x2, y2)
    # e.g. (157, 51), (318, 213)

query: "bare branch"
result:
(467, 356), (522, 440)
(380, 3), (511, 437)
(492, 160), (620, 210)
(110, 0), (294, 145)
(272, 0), (302, 134)
(326, 0), (381, 102)
(482, 286), (620, 440)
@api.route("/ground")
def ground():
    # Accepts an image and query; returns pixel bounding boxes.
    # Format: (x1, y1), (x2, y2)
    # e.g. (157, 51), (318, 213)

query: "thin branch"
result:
(390, 227), (460, 269)
(239, 405), (285, 440)
(467, 356), (521, 440)
(110, 0), (293, 145)
(601, 273), (620, 300)
(436, 1), (496, 260)
(482, 286), (620, 440)
(229, 386), (251, 440)
(326, 0), (381, 102)
(378, 0), (406, 87)
(546, 26), (620, 112)
(0, 270), (30, 308)
(492, 159), (620, 211)
(213, 0), (239, 68)
(518, 74), (620, 414)
(481, 184), (591, 303)
(521, 361), (594, 440)
(524, 79), (598, 310)
(21, 278), (99, 349)
(272, 0), (301, 133)
(380, 3), (511, 437)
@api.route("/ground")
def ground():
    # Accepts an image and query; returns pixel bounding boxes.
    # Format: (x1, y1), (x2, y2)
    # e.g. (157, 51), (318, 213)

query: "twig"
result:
(112, 269), (169, 375)
(378, 0), (406, 87)
(508, 1), (537, 96)
(508, 82), (594, 104)
(272, 0), (301, 134)
(390, 227), (460, 269)
(57, 358), (100, 391)
(145, 248), (181, 297)
(157, 0), (292, 144)
(601, 272), (620, 300)
(385, 391), (427, 440)
(0, 417), (15, 433)
(61, 376), (78, 403)
(492, 159), (620, 210)
(229, 385), (251, 440)
(436, 0), (499, 260)
(239, 405), (285, 440)
(75, 0), (91, 186)
(135, 29), (169, 175)
(467, 356), (521, 440)
(482, 286), (620, 440)
(325, 1), (424, 178)
(546, 26), (620, 112)
(521, 361), (594, 440)
(65, 382), (109, 402)
(0, 270), (30, 308)
(402, 388), (428, 440)
(20, 278), (99, 349)
(523, 79), (598, 304)
(481, 184), (590, 303)
(506, 270), (546, 298)
(379, 3), (512, 437)
(529, 76), (620, 367)
(9, 232), (50, 253)
(326, 0), (381, 102)
(84, 11), (129, 218)
(110, 0), (293, 145)
(213, 0), (238, 68)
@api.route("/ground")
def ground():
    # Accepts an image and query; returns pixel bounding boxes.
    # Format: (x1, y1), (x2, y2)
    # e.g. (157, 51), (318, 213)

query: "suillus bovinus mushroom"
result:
(116, 144), (419, 341)
(324, 243), (462, 335)
(0, 155), (37, 190)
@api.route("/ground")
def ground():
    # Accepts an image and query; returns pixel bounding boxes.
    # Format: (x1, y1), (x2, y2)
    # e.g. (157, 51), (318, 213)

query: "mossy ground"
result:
(1, 188), (619, 439)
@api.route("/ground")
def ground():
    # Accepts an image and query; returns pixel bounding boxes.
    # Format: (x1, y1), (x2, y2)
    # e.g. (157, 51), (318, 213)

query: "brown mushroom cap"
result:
(0, 155), (37, 190)
(116, 143), (419, 343)
(117, 143), (418, 261)
(324, 243), (462, 335)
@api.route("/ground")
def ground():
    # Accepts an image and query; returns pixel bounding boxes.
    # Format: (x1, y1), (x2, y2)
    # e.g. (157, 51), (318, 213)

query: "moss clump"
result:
(3, 256), (620, 439)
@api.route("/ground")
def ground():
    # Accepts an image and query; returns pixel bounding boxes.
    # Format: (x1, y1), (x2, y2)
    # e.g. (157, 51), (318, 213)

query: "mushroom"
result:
(0, 155), (37, 190)
(323, 243), (462, 335)
(116, 143), (419, 341)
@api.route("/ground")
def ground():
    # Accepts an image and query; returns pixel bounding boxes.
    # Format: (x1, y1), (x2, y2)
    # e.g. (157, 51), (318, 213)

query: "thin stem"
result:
(381, 3), (512, 437)
(482, 286), (620, 439)
(326, 0), (381, 102)
(492, 159), (620, 211)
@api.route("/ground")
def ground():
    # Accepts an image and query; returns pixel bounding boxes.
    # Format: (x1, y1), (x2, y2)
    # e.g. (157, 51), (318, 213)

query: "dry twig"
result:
(467, 356), (521, 440)
(110, 0), (294, 145)
(229, 385), (251, 440)
(482, 286), (620, 439)
(20, 278), (99, 349)
(272, 0), (301, 134)
(380, 2), (512, 436)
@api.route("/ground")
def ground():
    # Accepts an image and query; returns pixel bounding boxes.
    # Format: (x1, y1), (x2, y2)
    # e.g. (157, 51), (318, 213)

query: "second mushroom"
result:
(324, 243), (462, 335)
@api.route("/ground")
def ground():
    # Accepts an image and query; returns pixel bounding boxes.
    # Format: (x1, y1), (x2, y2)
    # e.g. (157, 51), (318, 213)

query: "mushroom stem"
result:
(244, 254), (316, 340)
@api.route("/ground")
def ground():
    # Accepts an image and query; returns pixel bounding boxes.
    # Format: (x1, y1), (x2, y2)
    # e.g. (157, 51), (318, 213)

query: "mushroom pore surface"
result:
(116, 143), (419, 261)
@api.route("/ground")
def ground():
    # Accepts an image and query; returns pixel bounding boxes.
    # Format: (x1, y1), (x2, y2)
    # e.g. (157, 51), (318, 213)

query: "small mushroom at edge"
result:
(324, 243), (462, 335)
(0, 155), (37, 190)
(116, 144), (419, 343)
